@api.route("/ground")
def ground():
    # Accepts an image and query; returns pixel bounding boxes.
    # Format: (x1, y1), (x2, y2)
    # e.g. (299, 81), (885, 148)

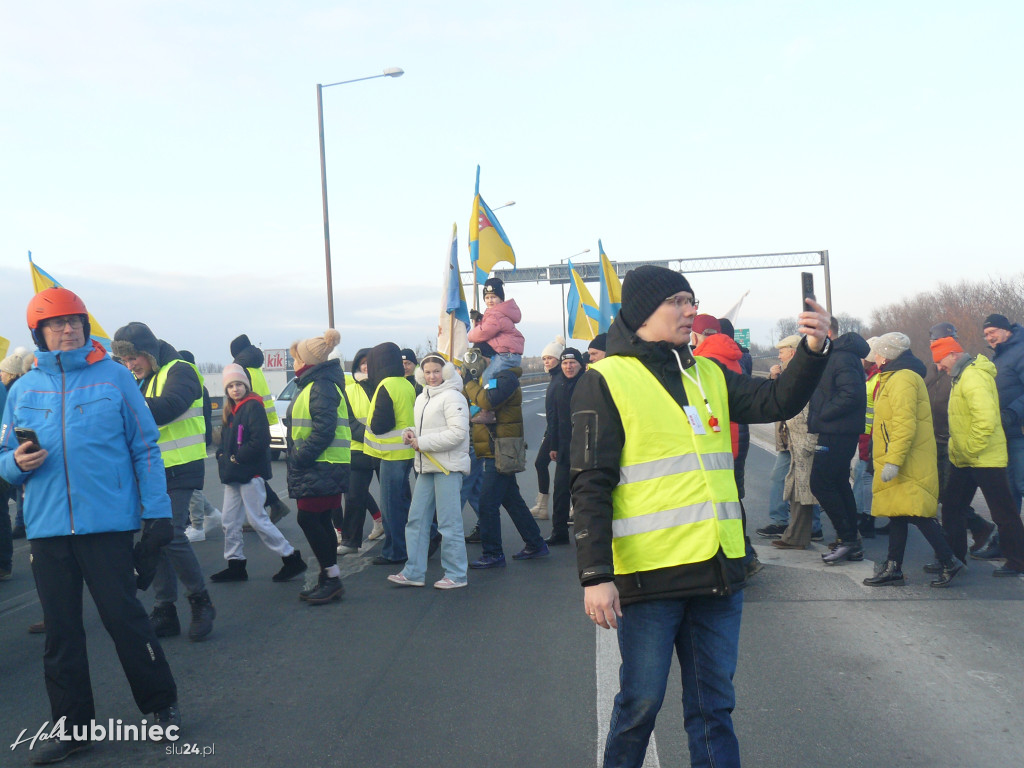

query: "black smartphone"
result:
(801, 272), (815, 311)
(14, 427), (41, 452)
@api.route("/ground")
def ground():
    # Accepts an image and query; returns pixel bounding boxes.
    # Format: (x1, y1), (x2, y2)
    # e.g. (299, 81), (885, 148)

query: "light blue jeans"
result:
(403, 470), (467, 583)
(481, 352), (522, 386)
(852, 458), (873, 516)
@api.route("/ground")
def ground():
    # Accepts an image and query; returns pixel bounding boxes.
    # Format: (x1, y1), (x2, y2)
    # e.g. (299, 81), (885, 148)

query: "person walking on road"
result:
(769, 396), (818, 550)
(2, 288), (181, 763)
(861, 333), (964, 587)
(211, 364), (306, 584)
(757, 334), (803, 540)
(528, 335), (565, 521)
(178, 349), (222, 544)
(339, 348), (385, 552)
(388, 354), (470, 589)
(113, 322), (216, 642)
(286, 330), (350, 604)
(572, 265), (831, 768)
(932, 335), (1024, 576)
(546, 348), (585, 546)
(983, 313), (1024, 514)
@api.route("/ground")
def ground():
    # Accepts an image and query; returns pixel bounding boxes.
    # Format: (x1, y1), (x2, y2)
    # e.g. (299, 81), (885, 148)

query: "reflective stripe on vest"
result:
(864, 372), (878, 434)
(590, 355), (744, 575)
(290, 382), (351, 464)
(247, 367), (280, 426)
(146, 360), (207, 468)
(345, 373), (371, 453)
(363, 376), (415, 460)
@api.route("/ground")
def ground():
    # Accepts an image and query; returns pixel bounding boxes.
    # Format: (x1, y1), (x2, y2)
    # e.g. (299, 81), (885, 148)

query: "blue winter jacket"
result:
(0, 341), (171, 538)
(993, 324), (1024, 439)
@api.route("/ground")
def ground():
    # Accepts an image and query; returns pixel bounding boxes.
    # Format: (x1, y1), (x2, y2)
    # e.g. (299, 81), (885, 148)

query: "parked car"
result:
(268, 377), (297, 460)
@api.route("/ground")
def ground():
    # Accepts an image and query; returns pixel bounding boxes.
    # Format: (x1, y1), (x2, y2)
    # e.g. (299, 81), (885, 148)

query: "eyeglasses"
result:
(662, 295), (698, 310)
(42, 316), (84, 331)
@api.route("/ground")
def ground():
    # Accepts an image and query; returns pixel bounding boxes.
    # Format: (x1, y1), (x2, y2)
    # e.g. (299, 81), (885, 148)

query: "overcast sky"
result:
(3, 1), (1022, 364)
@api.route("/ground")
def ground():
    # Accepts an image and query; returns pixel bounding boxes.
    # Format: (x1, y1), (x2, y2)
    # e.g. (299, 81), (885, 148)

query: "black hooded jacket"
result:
(549, 368), (581, 463)
(285, 358), (350, 499)
(570, 316), (829, 604)
(807, 332), (870, 436)
(218, 394), (272, 484)
(231, 334), (266, 374)
(367, 343), (410, 436)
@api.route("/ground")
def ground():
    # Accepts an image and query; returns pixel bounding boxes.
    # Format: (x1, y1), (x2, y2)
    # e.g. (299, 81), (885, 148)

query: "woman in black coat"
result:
(211, 365), (306, 584)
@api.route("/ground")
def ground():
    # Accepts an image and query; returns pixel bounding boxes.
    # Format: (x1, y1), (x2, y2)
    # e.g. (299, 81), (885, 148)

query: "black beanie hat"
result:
(230, 334), (252, 358)
(400, 348), (418, 365)
(483, 277), (505, 301)
(561, 347), (584, 363)
(983, 313), (1012, 332)
(588, 333), (607, 352)
(718, 318), (735, 339)
(618, 266), (693, 332)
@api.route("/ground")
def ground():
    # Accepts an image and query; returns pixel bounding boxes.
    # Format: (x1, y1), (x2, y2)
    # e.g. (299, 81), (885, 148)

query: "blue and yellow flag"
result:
(28, 252), (111, 349)
(469, 165), (515, 283)
(567, 260), (600, 341)
(597, 240), (621, 333)
(438, 224), (471, 363)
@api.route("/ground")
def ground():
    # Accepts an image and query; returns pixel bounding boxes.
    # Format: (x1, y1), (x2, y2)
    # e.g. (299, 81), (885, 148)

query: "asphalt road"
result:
(2, 380), (1023, 767)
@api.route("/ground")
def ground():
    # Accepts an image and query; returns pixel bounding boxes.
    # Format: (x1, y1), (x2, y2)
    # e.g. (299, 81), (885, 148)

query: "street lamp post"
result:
(317, 67), (403, 328)
(560, 249), (591, 341)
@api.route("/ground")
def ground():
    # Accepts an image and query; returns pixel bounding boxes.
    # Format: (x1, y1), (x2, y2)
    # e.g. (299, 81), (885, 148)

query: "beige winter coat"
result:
(784, 403), (817, 505)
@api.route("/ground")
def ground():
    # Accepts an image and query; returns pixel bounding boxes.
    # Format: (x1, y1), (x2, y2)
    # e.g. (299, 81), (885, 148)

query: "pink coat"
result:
(467, 298), (525, 354)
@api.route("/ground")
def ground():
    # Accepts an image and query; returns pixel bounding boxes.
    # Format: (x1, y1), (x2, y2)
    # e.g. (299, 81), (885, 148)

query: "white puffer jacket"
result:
(411, 362), (471, 475)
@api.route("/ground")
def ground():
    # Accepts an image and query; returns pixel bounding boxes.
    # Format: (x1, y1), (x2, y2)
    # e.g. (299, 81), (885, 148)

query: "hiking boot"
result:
(186, 590), (215, 641)
(971, 535), (1002, 560)
(469, 553), (506, 569)
(306, 575), (344, 604)
(367, 518), (385, 541)
(464, 525), (481, 544)
(28, 737), (92, 764)
(530, 493), (550, 520)
(210, 559), (248, 582)
(153, 702), (181, 741)
(930, 557), (965, 587)
(513, 542), (550, 560)
(149, 603), (180, 638)
(299, 571), (325, 601)
(863, 560), (905, 586)
(273, 551), (308, 582)
(756, 523), (786, 539)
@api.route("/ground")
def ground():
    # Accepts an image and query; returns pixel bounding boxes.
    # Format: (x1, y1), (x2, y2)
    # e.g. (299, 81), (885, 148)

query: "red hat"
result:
(692, 314), (721, 335)
(930, 337), (963, 363)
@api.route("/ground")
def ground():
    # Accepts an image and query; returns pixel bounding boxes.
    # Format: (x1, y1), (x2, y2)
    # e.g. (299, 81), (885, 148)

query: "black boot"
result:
(210, 559), (248, 582)
(863, 560), (905, 586)
(858, 514), (876, 539)
(299, 570), (326, 601)
(149, 603), (180, 638)
(186, 590), (216, 641)
(464, 525), (481, 543)
(305, 575), (344, 605)
(930, 557), (964, 588)
(273, 551), (308, 582)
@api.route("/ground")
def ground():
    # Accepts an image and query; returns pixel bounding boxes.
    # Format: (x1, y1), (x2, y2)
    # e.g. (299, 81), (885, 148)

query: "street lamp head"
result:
(383, 67), (404, 78)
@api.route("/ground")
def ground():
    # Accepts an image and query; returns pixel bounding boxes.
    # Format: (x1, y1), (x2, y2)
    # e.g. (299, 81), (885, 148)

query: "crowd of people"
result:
(2, 271), (1023, 768)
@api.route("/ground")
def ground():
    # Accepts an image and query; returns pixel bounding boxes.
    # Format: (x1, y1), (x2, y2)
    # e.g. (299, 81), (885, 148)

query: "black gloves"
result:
(469, 308), (483, 324)
(134, 517), (173, 590)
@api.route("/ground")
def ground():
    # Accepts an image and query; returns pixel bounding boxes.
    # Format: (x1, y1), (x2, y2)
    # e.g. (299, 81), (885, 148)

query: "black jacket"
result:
(218, 395), (272, 484)
(543, 366), (564, 441)
(137, 338), (205, 491)
(993, 324), (1024, 437)
(807, 332), (870, 436)
(570, 316), (829, 604)
(549, 370), (581, 463)
(285, 358), (349, 499)
(367, 343), (407, 436)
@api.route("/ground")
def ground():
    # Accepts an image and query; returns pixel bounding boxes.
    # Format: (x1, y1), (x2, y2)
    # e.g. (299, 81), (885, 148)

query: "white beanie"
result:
(542, 335), (566, 359)
(875, 332), (911, 362)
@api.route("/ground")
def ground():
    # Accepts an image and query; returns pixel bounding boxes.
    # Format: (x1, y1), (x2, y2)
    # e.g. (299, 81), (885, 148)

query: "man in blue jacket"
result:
(0, 288), (180, 764)
(984, 313), (1024, 515)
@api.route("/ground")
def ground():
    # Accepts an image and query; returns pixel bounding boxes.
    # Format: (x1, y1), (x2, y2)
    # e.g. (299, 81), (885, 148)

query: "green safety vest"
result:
(591, 355), (744, 575)
(345, 373), (371, 454)
(146, 360), (207, 468)
(864, 371), (878, 434)
(289, 382), (351, 464)
(363, 377), (415, 461)
(246, 366), (280, 426)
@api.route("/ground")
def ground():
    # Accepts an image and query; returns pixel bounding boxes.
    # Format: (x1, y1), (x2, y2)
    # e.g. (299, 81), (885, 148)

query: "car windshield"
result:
(277, 379), (298, 402)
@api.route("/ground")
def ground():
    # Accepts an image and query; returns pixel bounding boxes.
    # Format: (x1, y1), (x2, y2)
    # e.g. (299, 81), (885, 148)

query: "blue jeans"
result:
(604, 592), (743, 768)
(461, 446), (484, 518)
(380, 459), (413, 561)
(481, 352), (522, 386)
(1006, 437), (1024, 514)
(478, 458), (544, 557)
(404, 471), (467, 583)
(768, 451), (791, 525)
(852, 458), (873, 516)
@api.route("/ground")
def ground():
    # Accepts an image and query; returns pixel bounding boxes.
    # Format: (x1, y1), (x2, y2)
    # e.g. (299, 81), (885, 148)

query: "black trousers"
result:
(534, 434), (552, 495)
(943, 465), (1024, 570)
(298, 510), (338, 569)
(31, 532), (178, 730)
(936, 442), (991, 539)
(551, 460), (572, 536)
(886, 516), (953, 565)
(810, 432), (860, 541)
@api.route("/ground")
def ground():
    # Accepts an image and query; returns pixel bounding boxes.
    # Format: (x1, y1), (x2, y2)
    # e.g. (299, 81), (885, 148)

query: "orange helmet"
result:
(27, 287), (89, 330)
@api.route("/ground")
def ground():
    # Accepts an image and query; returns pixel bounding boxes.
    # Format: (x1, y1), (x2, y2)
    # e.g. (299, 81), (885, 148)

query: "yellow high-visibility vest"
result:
(345, 373), (371, 454)
(864, 371), (878, 434)
(246, 366), (280, 426)
(363, 377), (415, 461)
(146, 360), (207, 468)
(289, 382), (351, 464)
(591, 355), (744, 575)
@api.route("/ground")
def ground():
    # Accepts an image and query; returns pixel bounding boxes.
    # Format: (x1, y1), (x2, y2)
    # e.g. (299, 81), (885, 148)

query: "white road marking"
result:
(596, 626), (660, 767)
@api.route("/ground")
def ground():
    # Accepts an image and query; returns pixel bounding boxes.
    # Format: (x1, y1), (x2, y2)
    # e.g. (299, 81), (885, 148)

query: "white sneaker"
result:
(185, 526), (206, 543)
(337, 544), (359, 555)
(387, 572), (424, 587)
(367, 519), (385, 541)
(434, 577), (468, 590)
(204, 510), (222, 533)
